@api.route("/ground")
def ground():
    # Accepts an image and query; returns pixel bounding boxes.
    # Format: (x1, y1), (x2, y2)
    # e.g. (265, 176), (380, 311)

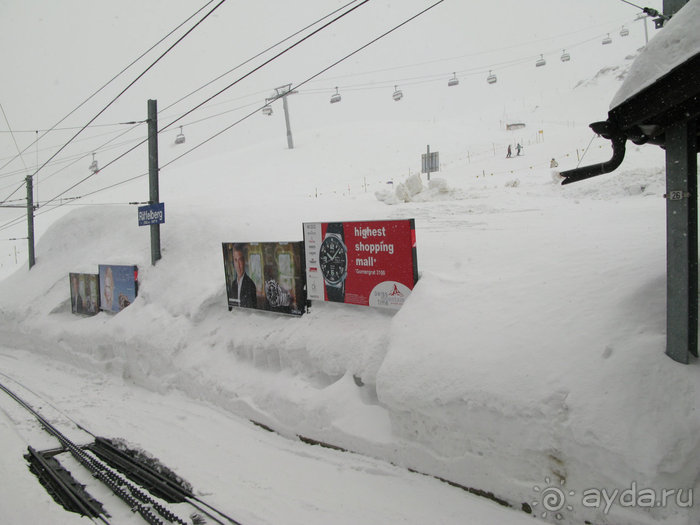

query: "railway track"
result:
(0, 376), (242, 525)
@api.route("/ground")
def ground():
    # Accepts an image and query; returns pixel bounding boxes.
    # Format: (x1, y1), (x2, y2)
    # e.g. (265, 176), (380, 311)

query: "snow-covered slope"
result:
(2, 2), (699, 524)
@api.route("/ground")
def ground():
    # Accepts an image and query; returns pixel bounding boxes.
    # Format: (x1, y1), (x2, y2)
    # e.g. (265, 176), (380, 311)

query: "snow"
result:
(610, 0), (700, 109)
(2, 1), (699, 524)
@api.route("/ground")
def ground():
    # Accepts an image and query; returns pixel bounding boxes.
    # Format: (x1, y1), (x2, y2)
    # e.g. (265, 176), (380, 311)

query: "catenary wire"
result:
(0, 103), (29, 175)
(36, 0), (374, 211)
(1, 7), (636, 187)
(25, 0), (229, 186)
(0, 1), (361, 180)
(0, 0), (218, 174)
(4, 0), (442, 224)
(0, 1), (642, 232)
(140, 0), (449, 172)
(160, 0), (362, 114)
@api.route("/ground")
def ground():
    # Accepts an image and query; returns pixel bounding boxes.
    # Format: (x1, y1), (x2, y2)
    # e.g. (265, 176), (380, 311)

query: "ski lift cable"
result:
(0, 122), (147, 176)
(160, 0), (448, 169)
(299, 13), (638, 88)
(154, 8), (632, 128)
(160, 0), (362, 114)
(0, 132), (149, 185)
(0, 0), (219, 175)
(617, 0), (661, 16)
(37, 0), (448, 214)
(155, 0), (373, 137)
(35, 0), (374, 211)
(298, 30), (606, 96)
(27, 0), (229, 196)
(4, 9), (615, 185)
(25, 0), (632, 216)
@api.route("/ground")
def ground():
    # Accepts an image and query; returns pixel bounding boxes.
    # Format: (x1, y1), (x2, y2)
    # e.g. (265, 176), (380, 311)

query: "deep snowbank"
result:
(2, 157), (698, 524)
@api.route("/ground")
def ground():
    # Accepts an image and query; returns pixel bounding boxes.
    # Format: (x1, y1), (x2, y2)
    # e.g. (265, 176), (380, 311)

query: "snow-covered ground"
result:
(1, 1), (699, 524)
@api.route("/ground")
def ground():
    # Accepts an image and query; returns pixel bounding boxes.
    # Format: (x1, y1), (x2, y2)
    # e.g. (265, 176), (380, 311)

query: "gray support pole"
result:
(147, 99), (161, 266)
(426, 145), (431, 181)
(282, 94), (294, 149)
(25, 175), (35, 269)
(665, 120), (698, 363)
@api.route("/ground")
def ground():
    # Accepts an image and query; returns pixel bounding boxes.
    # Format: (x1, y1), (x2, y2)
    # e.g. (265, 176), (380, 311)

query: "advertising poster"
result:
(98, 264), (138, 313)
(69, 273), (100, 316)
(222, 242), (306, 316)
(303, 219), (418, 309)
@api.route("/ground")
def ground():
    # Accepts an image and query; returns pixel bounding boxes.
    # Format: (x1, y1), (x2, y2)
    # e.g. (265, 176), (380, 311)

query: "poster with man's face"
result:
(222, 242), (306, 316)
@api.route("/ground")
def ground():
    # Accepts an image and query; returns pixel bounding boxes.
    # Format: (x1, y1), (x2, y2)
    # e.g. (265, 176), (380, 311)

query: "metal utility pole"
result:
(147, 99), (161, 266)
(661, 1), (695, 363)
(266, 84), (298, 149)
(26, 175), (35, 269)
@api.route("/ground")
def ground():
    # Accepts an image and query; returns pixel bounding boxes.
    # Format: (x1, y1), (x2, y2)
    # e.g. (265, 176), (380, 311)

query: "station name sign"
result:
(138, 202), (165, 226)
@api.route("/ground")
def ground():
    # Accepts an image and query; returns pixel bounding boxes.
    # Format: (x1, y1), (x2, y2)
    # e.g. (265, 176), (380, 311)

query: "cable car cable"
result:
(160, 0), (362, 114)
(34, 0), (373, 212)
(0, 0), (219, 175)
(21, 0), (447, 220)
(24, 0), (229, 189)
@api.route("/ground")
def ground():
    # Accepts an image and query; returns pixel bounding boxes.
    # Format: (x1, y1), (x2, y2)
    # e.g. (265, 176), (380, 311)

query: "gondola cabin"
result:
(330, 87), (341, 104)
(174, 126), (185, 145)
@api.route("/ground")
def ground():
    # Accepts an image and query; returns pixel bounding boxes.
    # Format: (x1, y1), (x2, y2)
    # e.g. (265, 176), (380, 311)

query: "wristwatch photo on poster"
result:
(304, 219), (418, 309)
(319, 222), (347, 302)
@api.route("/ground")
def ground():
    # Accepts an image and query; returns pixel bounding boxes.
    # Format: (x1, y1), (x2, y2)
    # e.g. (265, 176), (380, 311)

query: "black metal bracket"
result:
(559, 121), (628, 185)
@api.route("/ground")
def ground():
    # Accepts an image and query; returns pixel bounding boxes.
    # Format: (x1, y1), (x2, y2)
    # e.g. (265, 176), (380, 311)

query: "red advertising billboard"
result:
(303, 219), (418, 309)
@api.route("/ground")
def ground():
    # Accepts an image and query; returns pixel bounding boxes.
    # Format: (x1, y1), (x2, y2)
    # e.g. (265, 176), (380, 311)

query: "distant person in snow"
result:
(550, 158), (559, 168)
(516, 143), (522, 156)
(506, 145), (512, 158)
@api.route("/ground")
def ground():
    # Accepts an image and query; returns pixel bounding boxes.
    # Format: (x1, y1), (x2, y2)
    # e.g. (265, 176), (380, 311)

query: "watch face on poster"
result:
(319, 235), (347, 285)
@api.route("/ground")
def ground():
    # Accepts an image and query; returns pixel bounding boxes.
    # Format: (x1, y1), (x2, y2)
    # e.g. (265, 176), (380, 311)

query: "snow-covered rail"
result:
(0, 378), (241, 525)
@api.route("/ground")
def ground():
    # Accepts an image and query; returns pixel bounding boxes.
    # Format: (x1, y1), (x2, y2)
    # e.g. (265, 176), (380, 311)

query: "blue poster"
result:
(99, 264), (138, 313)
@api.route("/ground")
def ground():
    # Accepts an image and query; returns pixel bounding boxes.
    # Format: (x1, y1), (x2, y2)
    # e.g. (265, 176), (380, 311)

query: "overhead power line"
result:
(0, 0), (219, 175)
(27, 0), (229, 188)
(35, 0), (374, 211)
(50, 0), (449, 207)
(0, 103), (29, 175)
(154, 0), (449, 171)
(161, 0), (362, 114)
